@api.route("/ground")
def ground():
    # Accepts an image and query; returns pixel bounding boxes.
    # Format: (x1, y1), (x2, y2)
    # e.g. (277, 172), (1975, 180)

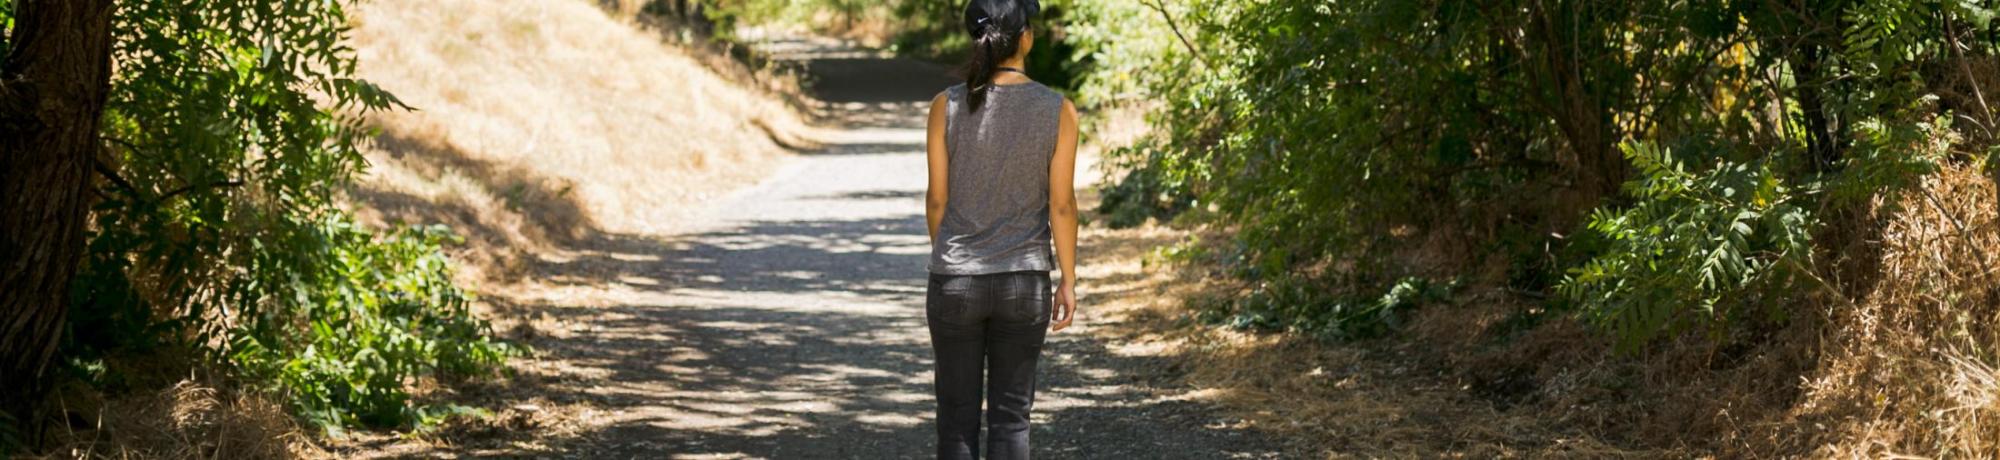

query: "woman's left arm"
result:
(1049, 98), (1080, 331)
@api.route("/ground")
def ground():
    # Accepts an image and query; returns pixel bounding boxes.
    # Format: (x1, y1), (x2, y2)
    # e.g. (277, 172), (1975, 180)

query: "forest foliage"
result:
(1067, 0), (2000, 348)
(2, 0), (517, 438)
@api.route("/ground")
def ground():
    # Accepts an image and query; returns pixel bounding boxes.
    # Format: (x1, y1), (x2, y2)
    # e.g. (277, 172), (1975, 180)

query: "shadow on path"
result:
(348, 35), (1283, 459)
(413, 213), (1279, 458)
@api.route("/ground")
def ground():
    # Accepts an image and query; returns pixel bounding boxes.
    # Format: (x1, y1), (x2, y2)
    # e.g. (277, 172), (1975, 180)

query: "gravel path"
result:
(422, 38), (1286, 459)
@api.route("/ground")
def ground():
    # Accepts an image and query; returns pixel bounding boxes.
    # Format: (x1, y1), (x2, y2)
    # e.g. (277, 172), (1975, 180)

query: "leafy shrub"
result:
(1201, 277), (1455, 341)
(1097, 143), (1198, 228)
(1064, 0), (1996, 350)
(1828, 111), (1955, 203)
(1558, 142), (1816, 350)
(230, 222), (518, 432)
(18, 0), (520, 433)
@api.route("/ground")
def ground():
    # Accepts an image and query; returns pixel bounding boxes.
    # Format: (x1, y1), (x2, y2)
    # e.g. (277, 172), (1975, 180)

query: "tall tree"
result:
(0, 0), (116, 427)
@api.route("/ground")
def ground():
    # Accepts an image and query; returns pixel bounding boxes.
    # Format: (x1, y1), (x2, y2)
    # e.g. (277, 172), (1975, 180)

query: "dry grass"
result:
(33, 375), (303, 459)
(1070, 221), (1656, 457)
(321, 0), (830, 456)
(321, 0), (820, 455)
(345, 0), (812, 281)
(1771, 164), (2000, 458)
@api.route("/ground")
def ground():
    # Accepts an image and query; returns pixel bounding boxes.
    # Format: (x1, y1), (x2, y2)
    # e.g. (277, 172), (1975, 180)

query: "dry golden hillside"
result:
(346, 0), (810, 279)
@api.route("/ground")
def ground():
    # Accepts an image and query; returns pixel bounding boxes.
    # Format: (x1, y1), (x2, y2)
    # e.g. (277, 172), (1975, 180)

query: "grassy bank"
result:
(30, 0), (813, 456)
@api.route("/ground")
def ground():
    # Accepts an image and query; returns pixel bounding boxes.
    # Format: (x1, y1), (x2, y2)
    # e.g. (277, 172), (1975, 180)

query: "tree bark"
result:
(0, 0), (116, 432)
(1526, 0), (1624, 202)
(1791, 44), (1844, 173)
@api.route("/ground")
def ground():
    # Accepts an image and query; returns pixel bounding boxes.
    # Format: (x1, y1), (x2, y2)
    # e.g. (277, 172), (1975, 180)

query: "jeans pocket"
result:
(926, 275), (977, 325)
(996, 278), (1052, 326)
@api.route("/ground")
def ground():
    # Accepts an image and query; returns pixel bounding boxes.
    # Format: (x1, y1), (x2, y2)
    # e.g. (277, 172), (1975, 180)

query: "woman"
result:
(922, 0), (1078, 458)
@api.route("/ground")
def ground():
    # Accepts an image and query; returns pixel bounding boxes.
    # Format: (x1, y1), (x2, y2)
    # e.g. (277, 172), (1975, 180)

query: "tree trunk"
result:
(0, 0), (116, 433)
(1788, 41), (1847, 173)
(1527, 0), (1624, 202)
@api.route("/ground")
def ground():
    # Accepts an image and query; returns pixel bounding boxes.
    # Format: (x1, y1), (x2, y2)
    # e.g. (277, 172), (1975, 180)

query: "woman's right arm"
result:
(926, 92), (950, 243)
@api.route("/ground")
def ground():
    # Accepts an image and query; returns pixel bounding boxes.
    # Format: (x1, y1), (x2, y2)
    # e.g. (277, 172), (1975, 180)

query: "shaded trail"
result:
(402, 38), (1284, 459)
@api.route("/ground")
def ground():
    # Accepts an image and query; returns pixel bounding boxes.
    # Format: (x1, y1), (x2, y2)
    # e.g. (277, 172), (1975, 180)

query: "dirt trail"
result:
(352, 37), (1284, 459)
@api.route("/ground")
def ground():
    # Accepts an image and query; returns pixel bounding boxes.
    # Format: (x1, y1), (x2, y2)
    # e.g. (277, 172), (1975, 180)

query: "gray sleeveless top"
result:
(927, 81), (1064, 275)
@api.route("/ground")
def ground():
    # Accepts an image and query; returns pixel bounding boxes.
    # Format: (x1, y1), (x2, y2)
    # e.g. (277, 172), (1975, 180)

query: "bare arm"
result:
(1050, 98), (1080, 331)
(926, 92), (949, 243)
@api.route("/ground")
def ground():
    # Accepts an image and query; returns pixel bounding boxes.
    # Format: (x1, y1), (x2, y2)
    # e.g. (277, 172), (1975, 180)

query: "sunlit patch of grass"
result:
(345, 0), (812, 282)
(1787, 165), (2000, 457)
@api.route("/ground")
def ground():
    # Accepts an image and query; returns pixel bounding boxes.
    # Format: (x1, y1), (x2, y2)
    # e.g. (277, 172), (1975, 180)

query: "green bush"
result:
(6, 0), (521, 433)
(1096, 142), (1198, 228)
(231, 222), (517, 432)
(1200, 277), (1455, 341)
(1557, 143), (1815, 350)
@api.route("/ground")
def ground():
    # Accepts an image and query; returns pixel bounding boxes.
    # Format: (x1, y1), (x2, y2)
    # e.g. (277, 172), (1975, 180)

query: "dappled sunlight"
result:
(616, 275), (661, 286)
(353, 101), (1275, 457)
(853, 412), (928, 428)
(330, 14), (1277, 458)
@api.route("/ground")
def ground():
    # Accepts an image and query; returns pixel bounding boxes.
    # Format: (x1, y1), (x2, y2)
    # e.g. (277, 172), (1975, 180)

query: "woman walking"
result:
(922, 0), (1079, 458)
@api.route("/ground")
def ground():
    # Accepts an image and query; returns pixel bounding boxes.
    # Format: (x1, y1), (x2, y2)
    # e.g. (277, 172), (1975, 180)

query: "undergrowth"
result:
(1558, 142), (1816, 351)
(1195, 276), (1457, 341)
(6, 0), (523, 441)
(1066, 0), (2000, 455)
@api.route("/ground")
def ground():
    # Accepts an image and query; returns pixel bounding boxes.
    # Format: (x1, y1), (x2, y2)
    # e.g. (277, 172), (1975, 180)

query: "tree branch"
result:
(157, 180), (244, 202)
(97, 140), (244, 203)
(1643, 34), (1748, 134)
(1918, 186), (1996, 282)
(100, 135), (152, 157)
(1139, 0), (1212, 71)
(91, 154), (143, 200)
(1943, 11), (1995, 139)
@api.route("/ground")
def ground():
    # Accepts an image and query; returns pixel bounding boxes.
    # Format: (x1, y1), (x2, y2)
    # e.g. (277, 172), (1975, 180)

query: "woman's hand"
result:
(1050, 280), (1075, 331)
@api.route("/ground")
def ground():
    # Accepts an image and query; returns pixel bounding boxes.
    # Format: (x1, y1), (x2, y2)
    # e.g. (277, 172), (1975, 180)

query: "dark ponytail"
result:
(963, 0), (1040, 112)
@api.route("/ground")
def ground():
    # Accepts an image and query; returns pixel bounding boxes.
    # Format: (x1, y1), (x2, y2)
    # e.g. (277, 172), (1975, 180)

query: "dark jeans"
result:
(926, 271), (1051, 460)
